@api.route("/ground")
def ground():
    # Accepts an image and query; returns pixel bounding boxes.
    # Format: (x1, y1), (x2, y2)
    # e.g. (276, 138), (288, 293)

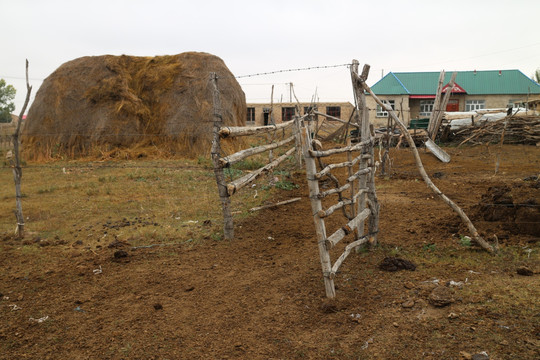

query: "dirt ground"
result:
(1, 144), (539, 359)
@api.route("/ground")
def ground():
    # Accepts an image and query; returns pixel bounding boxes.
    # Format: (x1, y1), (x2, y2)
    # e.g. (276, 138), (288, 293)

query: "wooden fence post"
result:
(11, 60), (32, 239)
(350, 60), (371, 241)
(294, 115), (303, 169)
(210, 73), (234, 240)
(300, 125), (335, 298)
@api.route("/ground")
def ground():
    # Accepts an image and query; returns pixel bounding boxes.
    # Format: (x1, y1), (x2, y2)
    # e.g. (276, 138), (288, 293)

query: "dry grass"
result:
(0, 154), (299, 247)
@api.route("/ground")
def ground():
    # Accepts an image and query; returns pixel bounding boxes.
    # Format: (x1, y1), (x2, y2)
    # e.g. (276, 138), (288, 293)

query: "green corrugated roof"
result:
(371, 70), (540, 95)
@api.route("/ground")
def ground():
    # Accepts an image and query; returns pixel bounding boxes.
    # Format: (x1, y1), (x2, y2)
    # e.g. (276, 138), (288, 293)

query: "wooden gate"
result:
(300, 61), (379, 298)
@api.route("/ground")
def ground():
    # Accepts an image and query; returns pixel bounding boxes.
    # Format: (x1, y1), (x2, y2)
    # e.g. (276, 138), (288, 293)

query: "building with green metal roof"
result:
(366, 70), (540, 126)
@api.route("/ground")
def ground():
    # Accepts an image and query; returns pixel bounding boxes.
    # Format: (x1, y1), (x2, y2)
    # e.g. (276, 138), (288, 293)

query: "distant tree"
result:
(535, 69), (540, 83)
(0, 79), (16, 123)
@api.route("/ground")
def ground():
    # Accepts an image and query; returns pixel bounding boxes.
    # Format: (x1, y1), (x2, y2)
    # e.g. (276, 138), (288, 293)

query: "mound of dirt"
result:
(476, 180), (540, 236)
(22, 52), (246, 159)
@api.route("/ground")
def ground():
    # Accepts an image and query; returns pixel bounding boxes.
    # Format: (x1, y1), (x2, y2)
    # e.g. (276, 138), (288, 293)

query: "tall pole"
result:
(210, 73), (234, 240)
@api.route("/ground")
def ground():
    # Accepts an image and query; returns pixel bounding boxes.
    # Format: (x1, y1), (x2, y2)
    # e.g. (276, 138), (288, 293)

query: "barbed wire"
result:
(235, 64), (351, 79)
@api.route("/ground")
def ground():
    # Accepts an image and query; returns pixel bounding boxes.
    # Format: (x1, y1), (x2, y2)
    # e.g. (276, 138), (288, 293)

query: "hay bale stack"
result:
(22, 52), (246, 159)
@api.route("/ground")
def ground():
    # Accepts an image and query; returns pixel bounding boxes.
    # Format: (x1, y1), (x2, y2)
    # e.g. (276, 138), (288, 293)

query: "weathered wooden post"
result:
(11, 60), (32, 239)
(294, 115), (303, 169)
(349, 60), (373, 243)
(300, 124), (335, 298)
(210, 72), (234, 240)
(428, 72), (457, 140)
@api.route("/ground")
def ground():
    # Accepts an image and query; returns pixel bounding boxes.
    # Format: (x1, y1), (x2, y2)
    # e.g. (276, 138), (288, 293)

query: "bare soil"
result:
(1, 145), (539, 359)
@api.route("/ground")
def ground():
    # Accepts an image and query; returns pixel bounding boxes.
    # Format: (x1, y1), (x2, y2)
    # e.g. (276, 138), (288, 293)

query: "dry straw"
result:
(22, 52), (246, 160)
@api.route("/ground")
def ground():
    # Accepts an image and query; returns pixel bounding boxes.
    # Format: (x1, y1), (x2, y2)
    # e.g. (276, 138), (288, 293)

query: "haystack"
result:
(22, 52), (246, 159)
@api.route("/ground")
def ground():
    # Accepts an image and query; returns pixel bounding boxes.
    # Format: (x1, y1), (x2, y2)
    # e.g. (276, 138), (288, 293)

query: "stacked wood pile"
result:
(452, 115), (540, 146)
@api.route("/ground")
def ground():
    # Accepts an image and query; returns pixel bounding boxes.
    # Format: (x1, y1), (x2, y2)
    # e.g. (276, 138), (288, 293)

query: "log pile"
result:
(452, 115), (540, 146)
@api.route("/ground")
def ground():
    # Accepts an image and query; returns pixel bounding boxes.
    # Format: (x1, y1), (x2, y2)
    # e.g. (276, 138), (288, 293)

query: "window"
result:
(303, 106), (318, 115)
(281, 107), (295, 122)
(246, 107), (255, 124)
(419, 100), (434, 116)
(326, 106), (341, 118)
(508, 100), (524, 109)
(465, 100), (485, 112)
(376, 100), (395, 117)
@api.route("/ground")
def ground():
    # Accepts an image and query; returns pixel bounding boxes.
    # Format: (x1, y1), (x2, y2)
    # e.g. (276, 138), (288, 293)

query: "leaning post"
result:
(11, 59), (32, 239)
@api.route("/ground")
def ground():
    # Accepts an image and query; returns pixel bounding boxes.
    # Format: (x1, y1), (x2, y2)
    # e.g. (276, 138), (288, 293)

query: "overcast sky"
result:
(2, 0), (540, 112)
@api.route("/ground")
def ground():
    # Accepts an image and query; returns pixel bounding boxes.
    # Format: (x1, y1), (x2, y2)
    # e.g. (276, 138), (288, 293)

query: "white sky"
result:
(2, 0), (540, 112)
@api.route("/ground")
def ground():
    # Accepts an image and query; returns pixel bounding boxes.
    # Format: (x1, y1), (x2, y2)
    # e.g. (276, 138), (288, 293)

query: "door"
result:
(446, 100), (459, 112)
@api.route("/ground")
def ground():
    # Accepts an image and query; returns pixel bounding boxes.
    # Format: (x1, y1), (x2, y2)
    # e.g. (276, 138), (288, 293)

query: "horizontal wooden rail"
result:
(315, 154), (371, 179)
(219, 135), (295, 167)
(330, 236), (370, 278)
(325, 208), (371, 249)
(226, 147), (295, 196)
(317, 187), (369, 218)
(219, 117), (304, 138)
(317, 180), (367, 199)
(345, 167), (371, 183)
(308, 138), (371, 158)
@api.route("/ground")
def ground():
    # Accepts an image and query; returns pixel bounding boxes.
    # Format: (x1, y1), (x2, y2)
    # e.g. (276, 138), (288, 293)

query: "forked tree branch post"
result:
(353, 63), (495, 253)
(210, 73), (234, 240)
(11, 59), (32, 239)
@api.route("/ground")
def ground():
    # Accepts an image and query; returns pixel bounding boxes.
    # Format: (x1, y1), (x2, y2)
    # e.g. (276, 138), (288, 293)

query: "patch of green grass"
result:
(37, 186), (58, 194)
(423, 243), (437, 252)
(274, 180), (299, 190)
(223, 167), (243, 178)
(197, 155), (212, 169)
(459, 235), (472, 247)
(233, 159), (265, 170)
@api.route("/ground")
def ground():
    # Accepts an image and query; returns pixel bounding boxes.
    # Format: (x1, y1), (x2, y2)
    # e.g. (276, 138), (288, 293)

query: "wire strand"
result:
(235, 64), (351, 79)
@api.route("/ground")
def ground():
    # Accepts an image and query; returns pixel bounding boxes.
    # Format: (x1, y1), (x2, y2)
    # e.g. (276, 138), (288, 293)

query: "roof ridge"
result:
(390, 72), (410, 94)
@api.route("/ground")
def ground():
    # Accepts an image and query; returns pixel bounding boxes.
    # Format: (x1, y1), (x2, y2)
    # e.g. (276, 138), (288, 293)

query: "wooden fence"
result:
(210, 72), (303, 240)
(300, 61), (379, 298)
(210, 61), (381, 298)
